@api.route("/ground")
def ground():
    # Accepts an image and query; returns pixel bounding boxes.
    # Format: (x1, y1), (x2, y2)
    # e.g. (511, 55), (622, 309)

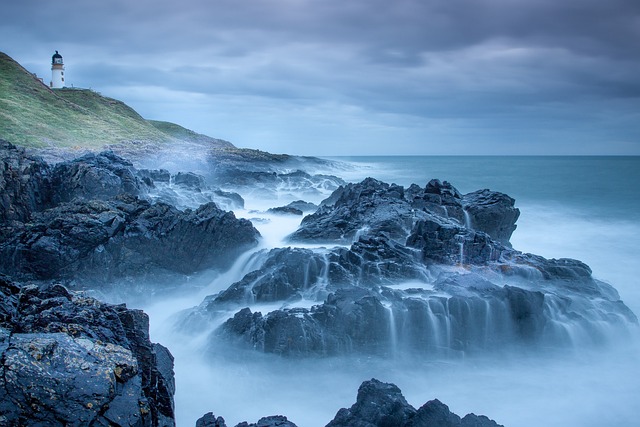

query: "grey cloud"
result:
(2, 0), (639, 154)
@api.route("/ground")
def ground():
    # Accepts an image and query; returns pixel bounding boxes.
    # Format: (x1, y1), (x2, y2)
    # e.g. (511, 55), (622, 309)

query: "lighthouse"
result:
(50, 51), (65, 88)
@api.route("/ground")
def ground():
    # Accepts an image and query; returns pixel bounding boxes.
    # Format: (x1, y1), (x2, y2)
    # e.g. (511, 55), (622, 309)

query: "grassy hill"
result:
(0, 52), (231, 151)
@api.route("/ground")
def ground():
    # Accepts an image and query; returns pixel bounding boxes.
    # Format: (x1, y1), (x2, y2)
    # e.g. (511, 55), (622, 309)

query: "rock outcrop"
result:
(183, 177), (637, 357)
(0, 276), (175, 426)
(0, 142), (260, 285)
(194, 413), (297, 427)
(289, 178), (519, 247)
(0, 195), (259, 283)
(194, 379), (500, 427)
(51, 151), (146, 204)
(326, 379), (503, 427)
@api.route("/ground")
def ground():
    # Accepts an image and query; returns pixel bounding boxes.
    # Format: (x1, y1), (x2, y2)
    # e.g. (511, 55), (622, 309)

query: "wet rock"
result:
(235, 415), (298, 427)
(406, 215), (505, 265)
(51, 151), (147, 204)
(267, 206), (303, 215)
(284, 200), (318, 212)
(140, 169), (245, 211)
(174, 171), (207, 190)
(0, 140), (52, 222)
(462, 189), (520, 246)
(289, 178), (413, 243)
(326, 379), (416, 427)
(0, 195), (260, 282)
(196, 413), (228, 427)
(0, 277), (175, 426)
(326, 379), (503, 427)
(407, 399), (504, 427)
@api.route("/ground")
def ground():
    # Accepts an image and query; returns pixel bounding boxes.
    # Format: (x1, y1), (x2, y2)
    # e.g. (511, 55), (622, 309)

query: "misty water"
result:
(134, 156), (639, 426)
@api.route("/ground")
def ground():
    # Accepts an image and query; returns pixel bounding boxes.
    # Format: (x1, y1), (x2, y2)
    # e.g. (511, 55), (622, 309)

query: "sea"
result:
(139, 155), (640, 427)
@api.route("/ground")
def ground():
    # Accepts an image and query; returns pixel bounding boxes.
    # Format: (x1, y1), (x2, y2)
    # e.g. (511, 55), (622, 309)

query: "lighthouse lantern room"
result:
(50, 51), (65, 88)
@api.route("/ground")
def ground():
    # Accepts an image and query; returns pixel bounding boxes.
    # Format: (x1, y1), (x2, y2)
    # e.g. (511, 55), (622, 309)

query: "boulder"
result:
(326, 379), (504, 427)
(51, 151), (147, 204)
(0, 276), (175, 426)
(196, 413), (228, 427)
(289, 178), (412, 243)
(462, 189), (520, 246)
(326, 378), (416, 427)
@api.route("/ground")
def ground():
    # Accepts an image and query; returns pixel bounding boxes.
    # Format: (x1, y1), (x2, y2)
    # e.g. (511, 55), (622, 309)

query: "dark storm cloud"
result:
(2, 0), (639, 154)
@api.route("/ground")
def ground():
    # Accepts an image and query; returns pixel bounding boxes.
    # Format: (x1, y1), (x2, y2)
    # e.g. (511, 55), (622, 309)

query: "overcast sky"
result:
(2, 0), (639, 155)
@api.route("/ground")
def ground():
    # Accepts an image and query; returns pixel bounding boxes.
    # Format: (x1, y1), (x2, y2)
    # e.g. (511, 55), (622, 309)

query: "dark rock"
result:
(326, 378), (416, 427)
(0, 277), (175, 426)
(284, 200), (319, 212)
(235, 415), (298, 427)
(462, 189), (520, 246)
(407, 399), (504, 427)
(211, 248), (335, 306)
(289, 178), (413, 243)
(51, 151), (147, 204)
(0, 195), (260, 282)
(174, 171), (207, 189)
(140, 170), (245, 211)
(406, 215), (505, 265)
(0, 140), (52, 222)
(267, 206), (303, 215)
(326, 379), (502, 427)
(138, 168), (171, 184)
(196, 413), (228, 427)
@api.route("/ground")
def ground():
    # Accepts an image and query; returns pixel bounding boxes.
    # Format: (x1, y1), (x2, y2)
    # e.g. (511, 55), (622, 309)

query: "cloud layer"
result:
(3, 0), (639, 155)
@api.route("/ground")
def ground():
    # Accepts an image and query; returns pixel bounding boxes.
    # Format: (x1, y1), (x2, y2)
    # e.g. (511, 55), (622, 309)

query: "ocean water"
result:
(140, 156), (640, 427)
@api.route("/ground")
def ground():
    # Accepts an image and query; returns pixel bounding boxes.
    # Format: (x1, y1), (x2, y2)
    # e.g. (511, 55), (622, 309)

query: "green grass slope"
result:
(0, 52), (232, 152)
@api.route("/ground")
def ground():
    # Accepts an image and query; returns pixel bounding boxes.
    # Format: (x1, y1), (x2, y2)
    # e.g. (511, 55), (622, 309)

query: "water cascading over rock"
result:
(185, 177), (637, 357)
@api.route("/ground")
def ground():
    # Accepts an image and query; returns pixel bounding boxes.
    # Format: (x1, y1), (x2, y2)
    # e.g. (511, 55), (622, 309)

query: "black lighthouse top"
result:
(52, 51), (63, 65)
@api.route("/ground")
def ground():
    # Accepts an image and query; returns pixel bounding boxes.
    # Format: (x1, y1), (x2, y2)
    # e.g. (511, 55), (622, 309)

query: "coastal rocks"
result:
(289, 178), (413, 243)
(51, 151), (146, 204)
(406, 215), (504, 265)
(0, 195), (260, 282)
(0, 143), (260, 285)
(462, 189), (520, 246)
(0, 139), (52, 223)
(140, 169), (245, 211)
(326, 379), (416, 427)
(0, 276), (175, 426)
(214, 166), (345, 200)
(193, 379), (499, 427)
(195, 413), (297, 427)
(289, 178), (520, 247)
(200, 177), (636, 358)
(326, 379), (503, 427)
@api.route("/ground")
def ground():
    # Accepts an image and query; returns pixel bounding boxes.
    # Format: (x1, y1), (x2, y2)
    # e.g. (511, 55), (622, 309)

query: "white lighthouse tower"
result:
(50, 51), (65, 88)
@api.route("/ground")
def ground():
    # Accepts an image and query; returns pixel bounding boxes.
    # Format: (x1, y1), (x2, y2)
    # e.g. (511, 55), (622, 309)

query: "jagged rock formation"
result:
(0, 276), (175, 426)
(326, 379), (503, 427)
(194, 413), (297, 427)
(181, 177), (637, 357)
(194, 379), (501, 427)
(288, 177), (519, 246)
(0, 141), (260, 285)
